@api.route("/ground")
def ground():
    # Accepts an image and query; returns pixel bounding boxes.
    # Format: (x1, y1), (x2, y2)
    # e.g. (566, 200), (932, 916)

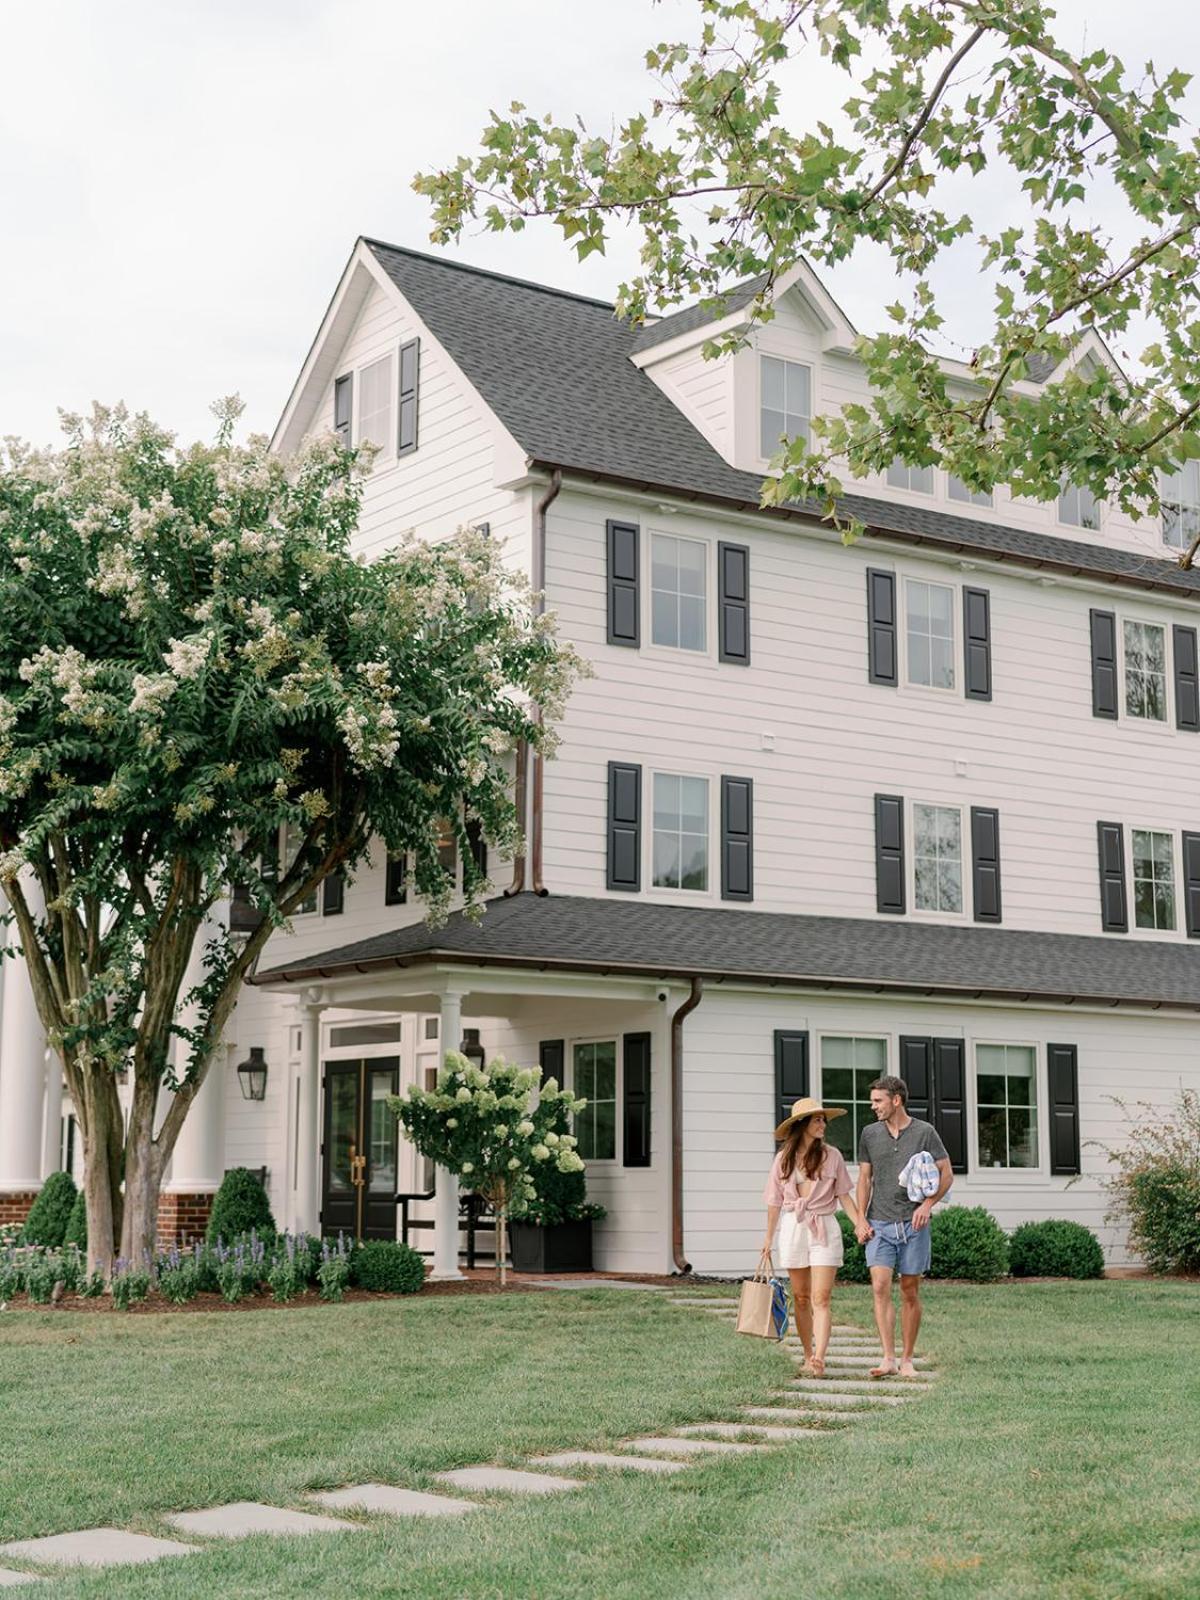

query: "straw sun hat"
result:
(773, 1096), (847, 1141)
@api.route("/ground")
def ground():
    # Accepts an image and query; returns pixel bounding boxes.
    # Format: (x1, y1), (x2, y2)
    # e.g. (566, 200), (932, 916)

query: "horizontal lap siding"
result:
(542, 488), (1200, 937)
(644, 346), (732, 458)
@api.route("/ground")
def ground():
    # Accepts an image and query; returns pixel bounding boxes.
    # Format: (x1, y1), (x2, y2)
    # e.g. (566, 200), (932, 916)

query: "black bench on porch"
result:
(395, 1189), (501, 1270)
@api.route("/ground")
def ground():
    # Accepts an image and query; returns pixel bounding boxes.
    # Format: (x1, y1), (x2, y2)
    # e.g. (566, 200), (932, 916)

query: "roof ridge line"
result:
(361, 236), (633, 317)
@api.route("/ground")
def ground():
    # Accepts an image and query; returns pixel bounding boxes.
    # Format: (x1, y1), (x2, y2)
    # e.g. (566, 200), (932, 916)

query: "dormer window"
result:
(948, 475), (992, 508)
(357, 354), (395, 455)
(1058, 481), (1099, 530)
(887, 461), (933, 494)
(759, 356), (811, 460)
(1161, 461), (1200, 551)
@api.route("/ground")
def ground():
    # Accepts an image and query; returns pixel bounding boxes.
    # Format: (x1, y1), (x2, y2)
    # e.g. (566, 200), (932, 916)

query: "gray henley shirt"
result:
(857, 1117), (949, 1224)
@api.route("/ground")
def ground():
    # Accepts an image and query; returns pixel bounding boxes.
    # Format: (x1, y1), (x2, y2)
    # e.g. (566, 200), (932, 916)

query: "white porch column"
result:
(40, 1060), (63, 1181)
(0, 873), (49, 1199)
(164, 910), (228, 1197)
(294, 996), (325, 1236)
(430, 990), (464, 1280)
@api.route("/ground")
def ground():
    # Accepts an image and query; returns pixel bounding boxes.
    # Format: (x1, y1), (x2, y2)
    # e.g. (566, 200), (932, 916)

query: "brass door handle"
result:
(349, 1145), (367, 1188)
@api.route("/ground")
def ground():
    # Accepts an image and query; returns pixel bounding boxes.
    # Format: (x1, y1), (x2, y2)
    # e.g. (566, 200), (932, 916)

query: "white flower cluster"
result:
(129, 673), (176, 717)
(163, 634), (210, 681)
(338, 701), (400, 773)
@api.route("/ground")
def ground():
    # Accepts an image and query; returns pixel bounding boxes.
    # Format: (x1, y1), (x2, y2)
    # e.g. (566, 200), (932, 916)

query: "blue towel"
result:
(769, 1275), (789, 1340)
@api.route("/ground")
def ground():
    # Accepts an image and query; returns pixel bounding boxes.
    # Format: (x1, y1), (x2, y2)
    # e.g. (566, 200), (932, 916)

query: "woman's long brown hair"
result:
(779, 1115), (826, 1182)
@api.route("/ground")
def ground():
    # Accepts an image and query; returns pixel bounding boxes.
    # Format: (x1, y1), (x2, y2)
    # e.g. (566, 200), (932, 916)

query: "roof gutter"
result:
(530, 469), (562, 895)
(670, 978), (702, 1274)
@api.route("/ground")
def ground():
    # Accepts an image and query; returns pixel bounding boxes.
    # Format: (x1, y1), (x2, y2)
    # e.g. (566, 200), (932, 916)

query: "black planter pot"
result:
(509, 1218), (594, 1273)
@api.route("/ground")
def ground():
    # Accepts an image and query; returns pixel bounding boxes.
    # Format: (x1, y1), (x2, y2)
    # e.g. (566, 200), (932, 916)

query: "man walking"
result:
(854, 1075), (953, 1378)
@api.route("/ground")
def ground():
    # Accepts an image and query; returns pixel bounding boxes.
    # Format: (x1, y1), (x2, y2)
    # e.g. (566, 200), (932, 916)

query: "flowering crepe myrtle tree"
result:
(0, 401), (578, 1278)
(417, 0), (1200, 556)
(393, 1052), (587, 1285)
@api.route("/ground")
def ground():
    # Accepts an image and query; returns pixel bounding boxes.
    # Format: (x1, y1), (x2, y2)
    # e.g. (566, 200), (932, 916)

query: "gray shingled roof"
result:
(364, 240), (1200, 602)
(251, 892), (1200, 1009)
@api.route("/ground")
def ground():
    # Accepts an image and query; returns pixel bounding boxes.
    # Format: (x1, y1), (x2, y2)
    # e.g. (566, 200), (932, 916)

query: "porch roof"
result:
(249, 892), (1200, 1011)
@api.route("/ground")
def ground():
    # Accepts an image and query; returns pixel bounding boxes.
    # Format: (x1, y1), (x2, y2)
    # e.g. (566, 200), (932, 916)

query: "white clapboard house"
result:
(4, 237), (1200, 1272)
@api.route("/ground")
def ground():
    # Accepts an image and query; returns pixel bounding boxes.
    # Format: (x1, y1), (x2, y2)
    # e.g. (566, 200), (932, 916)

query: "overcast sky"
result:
(2, 0), (1196, 447)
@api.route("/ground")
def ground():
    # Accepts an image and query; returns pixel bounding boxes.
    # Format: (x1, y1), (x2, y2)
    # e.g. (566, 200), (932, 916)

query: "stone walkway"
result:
(0, 1286), (938, 1585)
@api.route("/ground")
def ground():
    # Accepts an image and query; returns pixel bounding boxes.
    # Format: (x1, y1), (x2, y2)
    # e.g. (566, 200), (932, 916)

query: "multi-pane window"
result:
(1058, 482), (1099, 529)
(282, 822), (317, 913)
(1123, 620), (1167, 722)
(905, 580), (955, 690)
(760, 356), (811, 460)
(887, 460), (934, 494)
(573, 1040), (617, 1160)
(821, 1036), (886, 1160)
(650, 533), (707, 652)
(976, 1044), (1038, 1169)
(913, 804), (963, 914)
(1132, 829), (1176, 931)
(948, 475), (992, 508)
(652, 774), (709, 892)
(357, 354), (395, 453)
(1161, 460), (1200, 551)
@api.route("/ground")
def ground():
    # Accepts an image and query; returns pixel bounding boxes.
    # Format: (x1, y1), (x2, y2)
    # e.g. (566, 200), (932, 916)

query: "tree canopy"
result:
(0, 401), (577, 1272)
(417, 0), (1200, 554)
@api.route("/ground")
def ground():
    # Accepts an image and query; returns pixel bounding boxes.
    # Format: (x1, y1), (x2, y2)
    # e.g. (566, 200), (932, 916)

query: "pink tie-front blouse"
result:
(762, 1145), (853, 1247)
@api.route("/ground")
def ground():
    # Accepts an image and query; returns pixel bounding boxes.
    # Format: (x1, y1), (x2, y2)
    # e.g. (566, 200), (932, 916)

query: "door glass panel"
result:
(328, 1072), (358, 1194)
(368, 1070), (398, 1194)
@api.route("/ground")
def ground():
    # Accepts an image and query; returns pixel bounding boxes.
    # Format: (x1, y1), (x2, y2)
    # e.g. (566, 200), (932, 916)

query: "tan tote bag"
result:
(736, 1251), (788, 1339)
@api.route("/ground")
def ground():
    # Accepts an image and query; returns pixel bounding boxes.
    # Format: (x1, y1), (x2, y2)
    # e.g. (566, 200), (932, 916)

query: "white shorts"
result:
(776, 1211), (845, 1270)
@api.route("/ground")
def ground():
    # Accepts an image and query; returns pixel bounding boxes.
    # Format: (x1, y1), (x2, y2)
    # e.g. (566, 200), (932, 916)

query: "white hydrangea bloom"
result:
(532, 1144), (550, 1162)
(455, 1086), (472, 1104)
(516, 1121), (535, 1137)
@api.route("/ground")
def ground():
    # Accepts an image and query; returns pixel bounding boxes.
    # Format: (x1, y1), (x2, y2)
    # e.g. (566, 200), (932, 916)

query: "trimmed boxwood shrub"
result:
(351, 1239), (425, 1295)
(21, 1171), (78, 1247)
(836, 1211), (870, 1283)
(928, 1205), (1009, 1282)
(206, 1168), (276, 1246)
(63, 1188), (87, 1252)
(1009, 1219), (1104, 1279)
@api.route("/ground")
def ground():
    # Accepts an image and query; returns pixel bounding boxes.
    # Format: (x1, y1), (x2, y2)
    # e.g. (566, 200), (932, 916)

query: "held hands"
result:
(854, 1220), (874, 1244)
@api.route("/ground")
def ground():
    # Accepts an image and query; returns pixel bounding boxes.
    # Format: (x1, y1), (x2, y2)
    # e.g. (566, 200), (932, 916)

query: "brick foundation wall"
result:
(156, 1191), (214, 1252)
(0, 1192), (40, 1229)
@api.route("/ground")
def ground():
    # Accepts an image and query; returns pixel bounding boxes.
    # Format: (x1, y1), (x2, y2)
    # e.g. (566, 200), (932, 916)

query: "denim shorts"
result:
(865, 1218), (932, 1277)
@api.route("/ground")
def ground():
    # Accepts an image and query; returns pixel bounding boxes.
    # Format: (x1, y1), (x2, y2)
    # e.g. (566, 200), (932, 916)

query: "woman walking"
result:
(762, 1097), (867, 1376)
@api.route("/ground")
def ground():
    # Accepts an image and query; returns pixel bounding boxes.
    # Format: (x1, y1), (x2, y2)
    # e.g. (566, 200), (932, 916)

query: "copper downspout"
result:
(670, 977), (703, 1274)
(530, 469), (562, 896)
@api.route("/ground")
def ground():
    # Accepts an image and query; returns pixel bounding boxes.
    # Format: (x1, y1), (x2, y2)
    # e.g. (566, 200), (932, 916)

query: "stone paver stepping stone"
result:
(0, 1530), (196, 1569)
(791, 1377), (931, 1393)
(740, 1405), (855, 1424)
(531, 1452), (688, 1475)
(0, 1573), (40, 1588)
(167, 1503), (356, 1538)
(307, 1485), (476, 1517)
(675, 1422), (825, 1442)
(622, 1437), (763, 1458)
(434, 1467), (581, 1495)
(786, 1386), (909, 1406)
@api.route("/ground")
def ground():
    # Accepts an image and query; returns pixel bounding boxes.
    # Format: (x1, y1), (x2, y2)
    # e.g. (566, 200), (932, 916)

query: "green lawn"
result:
(1, 1281), (1197, 1598)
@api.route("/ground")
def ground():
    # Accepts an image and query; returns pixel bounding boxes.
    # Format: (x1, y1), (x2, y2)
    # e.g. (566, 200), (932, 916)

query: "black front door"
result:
(321, 1057), (400, 1240)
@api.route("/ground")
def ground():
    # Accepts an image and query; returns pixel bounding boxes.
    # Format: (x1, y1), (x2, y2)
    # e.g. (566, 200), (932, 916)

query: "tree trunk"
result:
(496, 1205), (508, 1288)
(119, 1071), (166, 1269)
(79, 1081), (124, 1279)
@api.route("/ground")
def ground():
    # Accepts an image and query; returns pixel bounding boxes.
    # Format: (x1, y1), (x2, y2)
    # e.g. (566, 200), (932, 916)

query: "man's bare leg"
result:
(789, 1268), (813, 1366)
(869, 1265), (897, 1377)
(898, 1274), (922, 1376)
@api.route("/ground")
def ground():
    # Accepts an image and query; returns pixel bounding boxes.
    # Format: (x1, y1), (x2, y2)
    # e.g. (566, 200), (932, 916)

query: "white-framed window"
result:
(912, 803), (963, 915)
(759, 355), (811, 460)
(975, 1044), (1038, 1169)
(573, 1039), (617, 1161)
(357, 353), (395, 454)
(820, 1036), (887, 1161)
(948, 475), (992, 508)
(1058, 481), (1100, 530)
(887, 460), (934, 494)
(905, 578), (956, 690)
(651, 772), (710, 892)
(1131, 828), (1176, 931)
(281, 822), (317, 915)
(1123, 619), (1167, 722)
(1162, 461), (1200, 551)
(650, 532), (708, 652)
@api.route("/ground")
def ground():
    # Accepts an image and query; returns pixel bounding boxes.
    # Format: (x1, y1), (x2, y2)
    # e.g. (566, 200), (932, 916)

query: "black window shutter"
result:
(963, 587), (992, 702)
(539, 1039), (565, 1089)
(1047, 1043), (1081, 1175)
(717, 542), (750, 664)
(322, 869), (345, 916)
(875, 794), (906, 914)
(623, 1032), (652, 1167)
(334, 374), (353, 446)
(466, 819), (488, 879)
(932, 1039), (968, 1174)
(606, 520), (640, 647)
(866, 569), (898, 686)
(229, 878), (263, 934)
(606, 761), (641, 891)
(397, 338), (419, 455)
(384, 855), (407, 906)
(720, 776), (754, 902)
(1096, 821), (1128, 932)
(1089, 610), (1119, 719)
(1174, 626), (1200, 731)
(773, 1031), (809, 1132)
(970, 807), (1002, 924)
(898, 1038), (931, 1121)
(1183, 832), (1200, 937)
